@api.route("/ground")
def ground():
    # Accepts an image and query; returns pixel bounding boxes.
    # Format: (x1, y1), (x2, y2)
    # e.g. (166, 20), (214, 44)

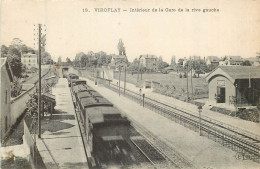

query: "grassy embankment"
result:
(115, 72), (209, 102)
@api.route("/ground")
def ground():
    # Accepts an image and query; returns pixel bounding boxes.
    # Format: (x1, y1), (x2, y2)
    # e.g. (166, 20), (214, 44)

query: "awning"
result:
(42, 93), (56, 105)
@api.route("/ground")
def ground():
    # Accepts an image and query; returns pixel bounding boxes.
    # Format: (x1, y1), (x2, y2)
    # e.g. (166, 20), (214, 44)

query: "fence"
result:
(96, 77), (260, 164)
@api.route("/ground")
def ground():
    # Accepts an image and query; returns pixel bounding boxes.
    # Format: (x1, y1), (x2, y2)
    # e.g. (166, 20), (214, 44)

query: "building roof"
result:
(140, 54), (158, 59)
(112, 55), (127, 59)
(225, 56), (243, 61)
(22, 53), (37, 58)
(206, 66), (260, 83)
(207, 56), (220, 62)
(42, 92), (56, 104)
(1, 57), (14, 82)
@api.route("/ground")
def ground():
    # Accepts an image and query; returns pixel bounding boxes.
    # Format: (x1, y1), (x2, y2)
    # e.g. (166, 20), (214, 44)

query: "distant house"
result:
(110, 54), (128, 70)
(140, 54), (158, 71)
(247, 57), (260, 66)
(21, 53), (38, 69)
(190, 56), (201, 61)
(206, 56), (220, 67)
(1, 57), (14, 140)
(219, 56), (243, 66)
(205, 66), (260, 108)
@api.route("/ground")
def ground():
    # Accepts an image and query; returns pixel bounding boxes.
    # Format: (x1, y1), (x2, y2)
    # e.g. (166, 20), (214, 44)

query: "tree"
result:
(128, 58), (139, 72)
(158, 61), (169, 70)
(7, 54), (23, 77)
(117, 39), (126, 55)
(8, 45), (21, 58)
(184, 59), (208, 77)
(10, 38), (29, 54)
(26, 92), (39, 130)
(1, 45), (9, 57)
(242, 60), (252, 66)
(11, 76), (22, 97)
(66, 57), (72, 65)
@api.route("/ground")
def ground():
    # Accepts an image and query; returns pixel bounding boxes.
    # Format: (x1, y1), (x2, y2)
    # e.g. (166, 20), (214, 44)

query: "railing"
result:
(78, 69), (260, 163)
(101, 79), (260, 163)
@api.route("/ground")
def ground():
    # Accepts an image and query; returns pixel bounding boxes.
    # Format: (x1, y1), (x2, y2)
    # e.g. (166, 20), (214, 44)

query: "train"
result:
(67, 75), (135, 168)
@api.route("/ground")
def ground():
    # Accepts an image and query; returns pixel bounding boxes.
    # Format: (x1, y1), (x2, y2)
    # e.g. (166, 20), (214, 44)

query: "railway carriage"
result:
(72, 82), (133, 167)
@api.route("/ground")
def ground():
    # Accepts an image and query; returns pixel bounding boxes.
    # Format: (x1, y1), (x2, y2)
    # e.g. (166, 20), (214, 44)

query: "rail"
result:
(79, 70), (260, 163)
(130, 117), (196, 169)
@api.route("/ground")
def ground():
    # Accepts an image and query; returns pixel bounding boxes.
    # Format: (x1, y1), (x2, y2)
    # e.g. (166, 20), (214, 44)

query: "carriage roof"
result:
(86, 106), (123, 124)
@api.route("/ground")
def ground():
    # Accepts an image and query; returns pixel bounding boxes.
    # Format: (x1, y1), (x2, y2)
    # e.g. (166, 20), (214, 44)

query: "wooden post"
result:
(38, 24), (42, 138)
(119, 66), (121, 96)
(191, 61), (193, 100)
(143, 94), (145, 107)
(51, 102), (53, 117)
(124, 66), (126, 95)
(42, 101), (44, 117)
(186, 63), (189, 102)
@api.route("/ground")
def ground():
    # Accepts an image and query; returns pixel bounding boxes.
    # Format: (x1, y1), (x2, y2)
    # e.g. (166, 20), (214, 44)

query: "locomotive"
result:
(69, 78), (134, 168)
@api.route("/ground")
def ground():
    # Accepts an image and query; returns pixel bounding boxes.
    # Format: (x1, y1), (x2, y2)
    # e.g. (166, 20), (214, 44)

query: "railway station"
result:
(65, 67), (260, 169)
(2, 2), (260, 169)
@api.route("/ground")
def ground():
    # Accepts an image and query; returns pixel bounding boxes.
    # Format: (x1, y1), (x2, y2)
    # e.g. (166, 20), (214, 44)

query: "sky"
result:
(1, 0), (260, 63)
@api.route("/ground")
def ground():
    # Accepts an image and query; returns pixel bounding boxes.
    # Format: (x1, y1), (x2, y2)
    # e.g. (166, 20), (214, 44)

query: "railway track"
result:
(91, 77), (260, 164)
(130, 118), (196, 169)
(131, 138), (165, 166)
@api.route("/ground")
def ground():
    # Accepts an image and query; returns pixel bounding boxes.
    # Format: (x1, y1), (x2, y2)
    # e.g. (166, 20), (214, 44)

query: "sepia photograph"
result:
(1, 0), (260, 168)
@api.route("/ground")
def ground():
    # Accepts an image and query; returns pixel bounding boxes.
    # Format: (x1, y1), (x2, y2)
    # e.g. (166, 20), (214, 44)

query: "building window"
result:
(5, 90), (7, 104)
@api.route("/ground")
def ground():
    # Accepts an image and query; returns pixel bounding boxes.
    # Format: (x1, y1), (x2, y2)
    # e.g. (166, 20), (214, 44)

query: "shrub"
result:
(11, 76), (22, 97)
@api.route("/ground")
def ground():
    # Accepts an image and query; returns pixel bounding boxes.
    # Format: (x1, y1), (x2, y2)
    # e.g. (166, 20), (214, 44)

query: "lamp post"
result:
(198, 105), (202, 136)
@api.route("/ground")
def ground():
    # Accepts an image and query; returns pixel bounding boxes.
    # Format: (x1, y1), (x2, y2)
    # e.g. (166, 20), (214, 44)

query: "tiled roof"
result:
(140, 55), (158, 59)
(206, 66), (260, 83)
(207, 56), (220, 62)
(220, 66), (260, 79)
(1, 57), (14, 82)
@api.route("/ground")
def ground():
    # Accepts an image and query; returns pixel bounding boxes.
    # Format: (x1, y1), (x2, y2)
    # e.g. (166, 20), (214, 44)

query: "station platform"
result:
(36, 78), (88, 168)
(84, 77), (260, 169)
(112, 79), (260, 138)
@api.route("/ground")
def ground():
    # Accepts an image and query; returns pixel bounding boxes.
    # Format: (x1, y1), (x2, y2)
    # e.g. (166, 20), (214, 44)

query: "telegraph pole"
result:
(124, 66), (126, 95)
(38, 24), (42, 138)
(186, 62), (189, 102)
(190, 60), (193, 100)
(118, 66), (121, 96)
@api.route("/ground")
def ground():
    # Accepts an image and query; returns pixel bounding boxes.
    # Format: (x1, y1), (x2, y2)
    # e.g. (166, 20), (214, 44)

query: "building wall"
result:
(21, 55), (38, 69)
(10, 86), (35, 129)
(1, 66), (11, 140)
(208, 75), (235, 106)
(145, 58), (158, 70)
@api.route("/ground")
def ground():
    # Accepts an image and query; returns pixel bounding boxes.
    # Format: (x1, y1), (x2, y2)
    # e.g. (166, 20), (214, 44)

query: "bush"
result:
(11, 76), (22, 97)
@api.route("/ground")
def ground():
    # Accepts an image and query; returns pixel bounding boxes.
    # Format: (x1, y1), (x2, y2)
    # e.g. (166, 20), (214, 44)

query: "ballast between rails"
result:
(92, 77), (260, 163)
(130, 119), (195, 169)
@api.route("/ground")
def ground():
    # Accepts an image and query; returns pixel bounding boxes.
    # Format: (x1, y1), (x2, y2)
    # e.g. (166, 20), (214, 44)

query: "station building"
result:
(205, 66), (260, 108)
